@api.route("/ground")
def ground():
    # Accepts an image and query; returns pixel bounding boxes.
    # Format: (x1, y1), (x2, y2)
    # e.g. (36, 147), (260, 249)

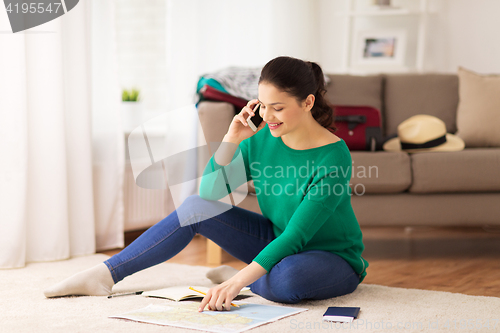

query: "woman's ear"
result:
(303, 94), (315, 112)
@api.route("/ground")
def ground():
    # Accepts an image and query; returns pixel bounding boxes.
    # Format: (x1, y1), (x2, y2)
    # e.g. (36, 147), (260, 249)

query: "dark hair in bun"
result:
(259, 56), (336, 131)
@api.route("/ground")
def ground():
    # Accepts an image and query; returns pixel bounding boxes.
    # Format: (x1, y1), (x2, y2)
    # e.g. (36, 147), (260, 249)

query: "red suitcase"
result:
(329, 105), (384, 151)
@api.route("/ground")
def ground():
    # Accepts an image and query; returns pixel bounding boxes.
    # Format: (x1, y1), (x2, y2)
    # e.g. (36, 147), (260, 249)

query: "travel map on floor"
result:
(110, 301), (308, 333)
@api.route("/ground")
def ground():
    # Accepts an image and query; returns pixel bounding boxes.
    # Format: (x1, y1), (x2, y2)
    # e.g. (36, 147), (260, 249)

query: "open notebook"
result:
(142, 286), (252, 302)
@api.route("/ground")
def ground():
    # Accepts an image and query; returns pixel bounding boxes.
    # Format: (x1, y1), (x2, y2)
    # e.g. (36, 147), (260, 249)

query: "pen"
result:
(188, 286), (239, 308)
(107, 291), (144, 298)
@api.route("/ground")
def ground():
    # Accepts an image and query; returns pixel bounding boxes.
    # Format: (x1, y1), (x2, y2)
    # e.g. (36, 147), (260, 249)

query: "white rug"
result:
(1, 254), (499, 333)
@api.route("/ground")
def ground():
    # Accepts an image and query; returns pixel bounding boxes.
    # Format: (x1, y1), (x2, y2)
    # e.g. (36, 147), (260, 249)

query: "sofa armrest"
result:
(197, 101), (235, 144)
(196, 101), (235, 193)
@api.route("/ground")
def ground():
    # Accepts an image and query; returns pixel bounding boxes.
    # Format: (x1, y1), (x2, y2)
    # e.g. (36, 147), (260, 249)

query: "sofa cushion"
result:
(409, 148), (500, 193)
(325, 74), (383, 109)
(325, 74), (383, 127)
(351, 192), (500, 226)
(455, 67), (500, 147)
(350, 151), (412, 194)
(384, 74), (459, 137)
(325, 74), (383, 111)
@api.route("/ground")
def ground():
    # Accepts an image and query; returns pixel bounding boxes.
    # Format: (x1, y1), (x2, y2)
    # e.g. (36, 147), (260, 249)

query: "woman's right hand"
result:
(225, 99), (267, 143)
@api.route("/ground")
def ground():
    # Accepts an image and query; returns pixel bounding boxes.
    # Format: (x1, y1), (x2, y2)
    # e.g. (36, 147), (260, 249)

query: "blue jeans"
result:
(104, 194), (359, 304)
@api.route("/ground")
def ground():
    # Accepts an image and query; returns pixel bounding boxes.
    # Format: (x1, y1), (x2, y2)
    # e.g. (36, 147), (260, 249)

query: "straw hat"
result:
(383, 114), (465, 153)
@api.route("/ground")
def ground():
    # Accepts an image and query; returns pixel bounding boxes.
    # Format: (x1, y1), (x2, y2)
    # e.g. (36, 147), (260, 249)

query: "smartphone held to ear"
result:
(246, 104), (264, 132)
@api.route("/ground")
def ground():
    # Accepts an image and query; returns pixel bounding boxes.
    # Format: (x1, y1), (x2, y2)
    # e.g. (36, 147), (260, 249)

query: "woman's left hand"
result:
(198, 279), (243, 312)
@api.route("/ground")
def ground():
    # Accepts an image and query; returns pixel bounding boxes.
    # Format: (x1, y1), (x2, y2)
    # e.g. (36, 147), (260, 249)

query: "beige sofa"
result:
(196, 73), (500, 256)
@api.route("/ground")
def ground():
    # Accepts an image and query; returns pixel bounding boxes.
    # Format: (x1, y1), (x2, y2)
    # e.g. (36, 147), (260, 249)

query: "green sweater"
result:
(199, 126), (368, 284)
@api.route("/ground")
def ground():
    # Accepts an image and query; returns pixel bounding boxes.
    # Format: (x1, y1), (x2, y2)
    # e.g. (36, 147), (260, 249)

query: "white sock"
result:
(206, 265), (240, 284)
(44, 263), (114, 297)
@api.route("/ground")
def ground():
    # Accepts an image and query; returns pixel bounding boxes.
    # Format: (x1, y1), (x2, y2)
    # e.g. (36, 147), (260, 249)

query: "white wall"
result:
(439, 0), (500, 73)
(114, 0), (168, 120)
(317, 0), (500, 74)
(164, 0), (322, 110)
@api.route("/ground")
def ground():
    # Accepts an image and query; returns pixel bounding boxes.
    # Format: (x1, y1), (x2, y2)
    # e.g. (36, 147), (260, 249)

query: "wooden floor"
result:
(100, 225), (500, 297)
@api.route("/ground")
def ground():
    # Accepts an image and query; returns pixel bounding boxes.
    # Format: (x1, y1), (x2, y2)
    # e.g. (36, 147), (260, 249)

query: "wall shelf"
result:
(340, 0), (429, 74)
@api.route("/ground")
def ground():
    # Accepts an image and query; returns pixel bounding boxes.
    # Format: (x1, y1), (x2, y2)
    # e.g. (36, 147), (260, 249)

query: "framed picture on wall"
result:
(351, 30), (407, 69)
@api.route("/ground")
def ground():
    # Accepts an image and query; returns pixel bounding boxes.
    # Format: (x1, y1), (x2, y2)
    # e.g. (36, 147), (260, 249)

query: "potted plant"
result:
(121, 88), (143, 132)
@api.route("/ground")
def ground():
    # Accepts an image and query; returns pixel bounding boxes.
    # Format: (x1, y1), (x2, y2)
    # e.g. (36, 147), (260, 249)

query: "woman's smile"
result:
(268, 122), (283, 130)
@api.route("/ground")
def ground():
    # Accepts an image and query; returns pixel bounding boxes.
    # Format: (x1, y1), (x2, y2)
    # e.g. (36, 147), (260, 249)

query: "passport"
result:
(322, 306), (360, 323)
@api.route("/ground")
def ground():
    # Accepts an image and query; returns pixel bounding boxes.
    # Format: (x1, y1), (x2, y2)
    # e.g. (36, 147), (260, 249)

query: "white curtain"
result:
(89, 1), (125, 252)
(0, 0), (123, 268)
